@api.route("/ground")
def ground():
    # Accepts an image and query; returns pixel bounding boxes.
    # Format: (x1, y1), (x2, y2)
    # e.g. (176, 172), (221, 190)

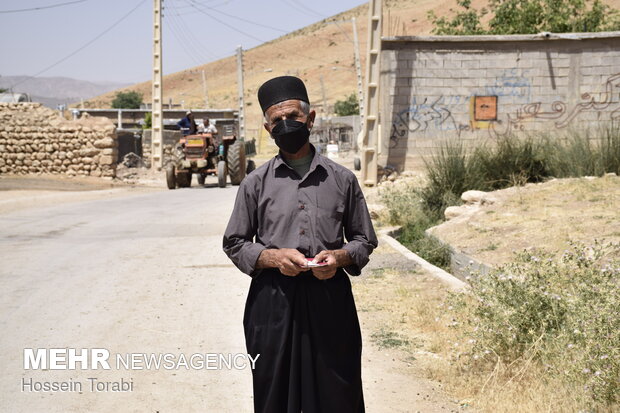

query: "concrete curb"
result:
(379, 228), (468, 291)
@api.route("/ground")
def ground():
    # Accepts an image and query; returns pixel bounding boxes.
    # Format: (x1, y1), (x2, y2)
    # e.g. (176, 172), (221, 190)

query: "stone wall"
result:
(0, 102), (117, 177)
(380, 32), (620, 170)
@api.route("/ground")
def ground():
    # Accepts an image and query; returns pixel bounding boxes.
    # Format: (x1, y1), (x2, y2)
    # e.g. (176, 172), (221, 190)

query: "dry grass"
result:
(353, 240), (620, 412)
(429, 175), (620, 266)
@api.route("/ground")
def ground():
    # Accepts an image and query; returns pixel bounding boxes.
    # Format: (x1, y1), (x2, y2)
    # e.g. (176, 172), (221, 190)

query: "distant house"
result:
(0, 93), (32, 103)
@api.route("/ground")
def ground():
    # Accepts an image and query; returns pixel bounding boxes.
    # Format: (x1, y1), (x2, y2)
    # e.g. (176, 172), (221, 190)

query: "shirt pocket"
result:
(315, 196), (346, 248)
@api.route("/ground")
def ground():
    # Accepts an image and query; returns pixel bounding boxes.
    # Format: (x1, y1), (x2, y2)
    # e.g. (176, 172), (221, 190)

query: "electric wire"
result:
(8, 0), (148, 89)
(164, 11), (207, 67)
(0, 0), (89, 14)
(184, 0), (288, 33)
(183, 1), (266, 44)
(166, 0), (221, 62)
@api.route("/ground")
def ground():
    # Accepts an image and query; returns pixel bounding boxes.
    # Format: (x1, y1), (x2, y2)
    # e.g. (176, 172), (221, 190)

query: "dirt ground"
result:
(428, 174), (620, 266)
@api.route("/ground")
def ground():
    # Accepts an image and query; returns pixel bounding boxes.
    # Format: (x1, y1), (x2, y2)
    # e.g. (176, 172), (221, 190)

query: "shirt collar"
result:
(274, 143), (325, 177)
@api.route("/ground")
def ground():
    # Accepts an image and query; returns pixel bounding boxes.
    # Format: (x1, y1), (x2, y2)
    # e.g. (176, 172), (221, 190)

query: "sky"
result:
(0, 0), (367, 85)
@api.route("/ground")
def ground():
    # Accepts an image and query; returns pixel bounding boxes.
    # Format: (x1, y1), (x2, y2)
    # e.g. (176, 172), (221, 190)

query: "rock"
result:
(445, 205), (468, 220)
(121, 152), (144, 168)
(79, 148), (99, 157)
(461, 190), (487, 204)
(98, 155), (115, 165)
(93, 137), (115, 149)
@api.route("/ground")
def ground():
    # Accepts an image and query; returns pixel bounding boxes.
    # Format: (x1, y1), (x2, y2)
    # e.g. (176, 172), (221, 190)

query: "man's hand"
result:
(311, 250), (352, 280)
(257, 248), (307, 276)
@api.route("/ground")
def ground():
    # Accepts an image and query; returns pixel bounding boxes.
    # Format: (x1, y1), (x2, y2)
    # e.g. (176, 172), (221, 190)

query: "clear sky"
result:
(0, 0), (366, 84)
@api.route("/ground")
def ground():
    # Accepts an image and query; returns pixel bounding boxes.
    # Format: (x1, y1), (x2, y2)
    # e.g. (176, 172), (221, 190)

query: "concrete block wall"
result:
(0, 103), (117, 177)
(380, 33), (620, 171)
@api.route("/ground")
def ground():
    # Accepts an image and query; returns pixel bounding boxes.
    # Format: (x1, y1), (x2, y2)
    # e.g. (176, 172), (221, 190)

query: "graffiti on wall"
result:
(484, 69), (532, 100)
(389, 95), (470, 148)
(491, 72), (620, 136)
(389, 71), (620, 145)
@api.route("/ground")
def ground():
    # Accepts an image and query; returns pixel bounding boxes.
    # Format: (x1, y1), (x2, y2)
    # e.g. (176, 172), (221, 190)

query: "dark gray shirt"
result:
(223, 146), (378, 277)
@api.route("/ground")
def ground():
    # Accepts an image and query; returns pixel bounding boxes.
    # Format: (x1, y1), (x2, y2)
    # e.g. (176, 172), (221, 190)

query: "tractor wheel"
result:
(177, 172), (191, 188)
(353, 157), (361, 171)
(228, 141), (246, 186)
(246, 159), (256, 174)
(166, 165), (176, 189)
(217, 160), (227, 188)
(197, 174), (206, 185)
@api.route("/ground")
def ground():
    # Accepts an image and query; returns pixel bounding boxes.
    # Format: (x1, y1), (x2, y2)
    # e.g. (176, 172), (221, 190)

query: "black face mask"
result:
(271, 119), (310, 154)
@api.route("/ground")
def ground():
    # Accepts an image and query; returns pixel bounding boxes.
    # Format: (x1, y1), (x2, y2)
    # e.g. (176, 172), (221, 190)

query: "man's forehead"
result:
(265, 100), (303, 117)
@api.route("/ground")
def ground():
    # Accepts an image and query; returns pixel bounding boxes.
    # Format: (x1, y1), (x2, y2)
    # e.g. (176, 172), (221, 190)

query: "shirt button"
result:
(299, 204), (305, 210)
(299, 229), (305, 235)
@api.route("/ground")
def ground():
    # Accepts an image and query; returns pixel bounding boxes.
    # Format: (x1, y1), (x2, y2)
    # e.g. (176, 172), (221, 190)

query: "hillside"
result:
(85, 0), (620, 146)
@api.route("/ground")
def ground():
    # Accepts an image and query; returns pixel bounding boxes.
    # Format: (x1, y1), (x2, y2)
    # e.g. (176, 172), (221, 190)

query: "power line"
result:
(183, 1), (266, 44)
(183, 0), (288, 33)
(0, 0), (89, 14)
(166, 0), (221, 62)
(8, 0), (147, 89)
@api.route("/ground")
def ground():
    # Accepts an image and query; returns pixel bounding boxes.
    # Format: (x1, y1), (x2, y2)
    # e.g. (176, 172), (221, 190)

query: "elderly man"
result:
(223, 76), (377, 413)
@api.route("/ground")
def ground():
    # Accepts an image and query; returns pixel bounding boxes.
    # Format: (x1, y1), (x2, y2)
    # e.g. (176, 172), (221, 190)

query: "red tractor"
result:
(166, 125), (255, 189)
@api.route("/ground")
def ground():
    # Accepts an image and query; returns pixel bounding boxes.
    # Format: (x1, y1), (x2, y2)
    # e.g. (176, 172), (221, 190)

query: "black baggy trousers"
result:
(243, 268), (365, 413)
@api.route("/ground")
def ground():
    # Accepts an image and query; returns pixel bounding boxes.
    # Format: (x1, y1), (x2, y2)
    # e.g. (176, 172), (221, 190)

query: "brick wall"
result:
(379, 32), (620, 170)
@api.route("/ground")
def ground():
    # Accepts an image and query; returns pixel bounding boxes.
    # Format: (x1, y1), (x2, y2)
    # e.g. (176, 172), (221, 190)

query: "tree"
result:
(143, 112), (152, 130)
(428, 0), (620, 35)
(0, 88), (8, 93)
(334, 93), (360, 117)
(111, 91), (143, 109)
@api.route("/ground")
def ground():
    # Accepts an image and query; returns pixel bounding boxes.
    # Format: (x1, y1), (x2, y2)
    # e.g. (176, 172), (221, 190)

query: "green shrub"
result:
(474, 135), (549, 189)
(419, 125), (620, 218)
(379, 182), (451, 270)
(420, 140), (483, 219)
(456, 241), (620, 405)
(597, 124), (620, 175)
(379, 182), (426, 226)
(398, 220), (452, 271)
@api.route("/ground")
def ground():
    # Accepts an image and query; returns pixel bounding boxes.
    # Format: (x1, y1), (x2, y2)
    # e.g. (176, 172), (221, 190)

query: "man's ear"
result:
(263, 122), (272, 136)
(307, 109), (316, 130)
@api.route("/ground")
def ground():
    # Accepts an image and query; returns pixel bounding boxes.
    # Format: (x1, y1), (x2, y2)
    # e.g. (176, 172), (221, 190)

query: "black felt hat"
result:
(258, 76), (309, 113)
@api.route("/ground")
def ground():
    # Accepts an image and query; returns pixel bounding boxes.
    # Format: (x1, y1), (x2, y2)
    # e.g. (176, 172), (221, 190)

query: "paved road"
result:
(0, 182), (255, 412)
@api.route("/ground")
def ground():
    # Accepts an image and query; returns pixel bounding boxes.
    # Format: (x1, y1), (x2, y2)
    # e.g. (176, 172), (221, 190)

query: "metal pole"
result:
(117, 109), (123, 130)
(320, 75), (327, 117)
(236, 45), (245, 140)
(151, 0), (164, 169)
(360, 0), (382, 186)
(201, 69), (209, 109)
(352, 17), (364, 120)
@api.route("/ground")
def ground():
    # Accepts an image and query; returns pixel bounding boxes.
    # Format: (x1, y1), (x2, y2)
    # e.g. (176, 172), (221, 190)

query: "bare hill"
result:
(85, 0), (620, 142)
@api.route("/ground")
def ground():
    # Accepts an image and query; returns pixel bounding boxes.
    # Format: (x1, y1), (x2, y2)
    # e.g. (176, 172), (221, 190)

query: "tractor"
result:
(166, 123), (256, 189)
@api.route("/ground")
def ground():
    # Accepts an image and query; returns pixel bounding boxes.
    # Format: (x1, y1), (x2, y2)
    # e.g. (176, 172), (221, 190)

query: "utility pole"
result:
(236, 46), (245, 140)
(151, 0), (164, 170)
(320, 75), (327, 117)
(201, 70), (209, 109)
(360, 0), (382, 186)
(351, 17), (364, 120)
